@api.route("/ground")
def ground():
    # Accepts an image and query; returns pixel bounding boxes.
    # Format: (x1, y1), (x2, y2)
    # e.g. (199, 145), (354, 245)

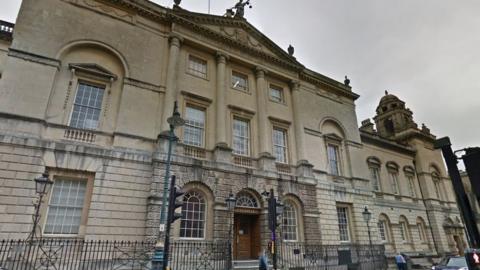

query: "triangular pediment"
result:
(69, 63), (117, 81)
(171, 9), (303, 69)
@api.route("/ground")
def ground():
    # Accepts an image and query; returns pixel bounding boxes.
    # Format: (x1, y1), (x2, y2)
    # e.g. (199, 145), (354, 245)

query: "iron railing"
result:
(0, 239), (385, 270)
(0, 239), (230, 270)
(276, 242), (387, 270)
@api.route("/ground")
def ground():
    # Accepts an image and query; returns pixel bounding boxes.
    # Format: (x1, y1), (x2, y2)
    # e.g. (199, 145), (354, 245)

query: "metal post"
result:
(269, 189), (277, 270)
(228, 210), (234, 270)
(160, 126), (175, 227)
(435, 137), (480, 248)
(367, 221), (375, 270)
(163, 175), (176, 270)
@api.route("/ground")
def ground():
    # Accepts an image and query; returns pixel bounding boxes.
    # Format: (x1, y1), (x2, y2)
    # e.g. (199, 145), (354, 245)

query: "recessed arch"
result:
(56, 39), (130, 77)
(319, 117), (346, 139)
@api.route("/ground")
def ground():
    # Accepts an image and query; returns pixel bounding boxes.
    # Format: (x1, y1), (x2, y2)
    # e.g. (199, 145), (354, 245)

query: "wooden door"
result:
(235, 214), (260, 260)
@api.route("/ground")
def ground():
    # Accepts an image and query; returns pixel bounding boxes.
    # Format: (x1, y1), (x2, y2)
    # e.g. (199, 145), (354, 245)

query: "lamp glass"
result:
(226, 193), (236, 211)
(362, 207), (372, 223)
(276, 202), (284, 215)
(167, 114), (185, 128)
(35, 172), (53, 195)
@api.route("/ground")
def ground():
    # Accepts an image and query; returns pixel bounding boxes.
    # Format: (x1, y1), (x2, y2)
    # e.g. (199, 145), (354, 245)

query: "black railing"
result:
(0, 239), (230, 270)
(0, 20), (14, 41)
(277, 242), (387, 270)
(0, 239), (385, 270)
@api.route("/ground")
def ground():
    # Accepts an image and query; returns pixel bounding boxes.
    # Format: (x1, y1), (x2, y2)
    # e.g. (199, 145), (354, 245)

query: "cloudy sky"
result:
(1, 0), (479, 154)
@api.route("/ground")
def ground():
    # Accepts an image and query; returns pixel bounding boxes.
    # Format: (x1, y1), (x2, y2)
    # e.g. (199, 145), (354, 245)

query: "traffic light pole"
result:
(163, 175), (184, 270)
(434, 137), (480, 248)
(268, 189), (278, 270)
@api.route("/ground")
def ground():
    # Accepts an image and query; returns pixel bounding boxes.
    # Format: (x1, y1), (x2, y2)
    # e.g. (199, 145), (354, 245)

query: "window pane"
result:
(180, 191), (206, 239)
(282, 202), (297, 241)
(188, 56), (207, 78)
(184, 106), (205, 147)
(273, 128), (287, 163)
(270, 85), (283, 102)
(328, 145), (339, 176)
(407, 176), (416, 197)
(390, 172), (399, 194)
(233, 118), (249, 156)
(378, 221), (387, 241)
(44, 178), (87, 235)
(70, 83), (105, 130)
(337, 206), (350, 241)
(232, 71), (248, 92)
(370, 167), (380, 191)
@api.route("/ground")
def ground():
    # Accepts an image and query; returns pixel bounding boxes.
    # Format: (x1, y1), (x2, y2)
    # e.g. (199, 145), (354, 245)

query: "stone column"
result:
(255, 67), (275, 171)
(291, 80), (313, 177)
(160, 34), (182, 133)
(215, 52), (228, 147)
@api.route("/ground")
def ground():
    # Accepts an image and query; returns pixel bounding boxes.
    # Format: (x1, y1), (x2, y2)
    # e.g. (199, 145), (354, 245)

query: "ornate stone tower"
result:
(373, 91), (417, 139)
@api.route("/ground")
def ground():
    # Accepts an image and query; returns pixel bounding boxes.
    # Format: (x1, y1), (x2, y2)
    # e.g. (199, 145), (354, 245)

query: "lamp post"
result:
(225, 192), (236, 269)
(27, 170), (53, 242)
(362, 206), (374, 270)
(153, 101), (185, 270)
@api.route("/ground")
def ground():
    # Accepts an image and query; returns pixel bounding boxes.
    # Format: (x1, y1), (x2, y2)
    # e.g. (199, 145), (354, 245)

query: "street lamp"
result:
(226, 192), (236, 269)
(27, 170), (53, 242)
(154, 101), (185, 270)
(362, 206), (375, 270)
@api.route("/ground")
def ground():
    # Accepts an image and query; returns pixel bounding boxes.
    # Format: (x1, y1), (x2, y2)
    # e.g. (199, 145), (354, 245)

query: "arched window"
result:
(236, 193), (258, 208)
(386, 162), (400, 195)
(282, 201), (298, 241)
(399, 216), (411, 243)
(416, 217), (428, 243)
(377, 214), (391, 243)
(367, 157), (382, 191)
(404, 166), (417, 198)
(180, 191), (206, 239)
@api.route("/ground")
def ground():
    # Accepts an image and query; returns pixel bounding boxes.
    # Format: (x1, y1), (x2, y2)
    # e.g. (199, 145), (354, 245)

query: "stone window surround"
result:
(336, 203), (353, 243)
(377, 214), (393, 244)
(324, 134), (343, 177)
(268, 117), (292, 165)
(367, 156), (382, 192)
(172, 182), (214, 241)
(281, 196), (305, 243)
(39, 169), (94, 238)
(398, 216), (412, 244)
(268, 83), (285, 104)
(186, 53), (209, 80)
(181, 93), (212, 149)
(228, 105), (256, 157)
(231, 70), (249, 92)
(66, 66), (114, 131)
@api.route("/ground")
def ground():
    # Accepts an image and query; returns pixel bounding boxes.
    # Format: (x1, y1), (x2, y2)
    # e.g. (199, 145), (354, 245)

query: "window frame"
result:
(41, 169), (94, 238)
(231, 70), (249, 92)
(183, 104), (207, 148)
(269, 84), (284, 103)
(272, 127), (289, 164)
(232, 117), (251, 156)
(68, 80), (108, 130)
(377, 220), (387, 243)
(179, 190), (207, 240)
(327, 144), (341, 176)
(432, 172), (443, 200)
(282, 200), (298, 242)
(336, 205), (352, 242)
(187, 54), (208, 80)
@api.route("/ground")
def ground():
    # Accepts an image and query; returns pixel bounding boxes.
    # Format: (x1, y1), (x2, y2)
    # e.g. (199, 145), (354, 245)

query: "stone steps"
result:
(233, 260), (273, 270)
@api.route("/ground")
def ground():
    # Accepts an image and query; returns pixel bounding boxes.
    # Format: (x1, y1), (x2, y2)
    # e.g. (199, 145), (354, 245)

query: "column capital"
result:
(254, 66), (267, 78)
(289, 80), (301, 91)
(168, 33), (184, 48)
(215, 52), (229, 64)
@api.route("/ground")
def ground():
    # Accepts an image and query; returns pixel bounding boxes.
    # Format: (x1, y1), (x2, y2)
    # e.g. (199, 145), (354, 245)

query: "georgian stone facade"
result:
(0, 0), (465, 261)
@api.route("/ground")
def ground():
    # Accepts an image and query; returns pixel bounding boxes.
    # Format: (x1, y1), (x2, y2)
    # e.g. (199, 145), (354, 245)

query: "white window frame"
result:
(370, 166), (381, 191)
(179, 190), (206, 239)
(187, 55), (208, 79)
(183, 105), (206, 148)
(328, 144), (341, 176)
(68, 81), (106, 130)
(432, 173), (443, 200)
(232, 117), (250, 156)
(377, 220), (387, 243)
(282, 201), (298, 242)
(407, 175), (416, 198)
(399, 220), (410, 242)
(272, 127), (288, 164)
(389, 171), (400, 195)
(42, 171), (93, 237)
(336, 205), (351, 242)
(269, 84), (284, 103)
(231, 70), (249, 92)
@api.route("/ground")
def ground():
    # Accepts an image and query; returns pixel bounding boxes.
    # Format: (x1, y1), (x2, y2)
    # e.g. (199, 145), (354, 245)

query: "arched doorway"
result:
(233, 191), (262, 260)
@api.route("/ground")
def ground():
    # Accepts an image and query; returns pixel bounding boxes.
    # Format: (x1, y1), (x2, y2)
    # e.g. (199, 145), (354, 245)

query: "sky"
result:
(1, 0), (479, 155)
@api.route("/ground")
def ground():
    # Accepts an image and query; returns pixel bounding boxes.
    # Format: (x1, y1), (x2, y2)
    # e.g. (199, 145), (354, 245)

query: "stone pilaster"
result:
(160, 34), (183, 132)
(255, 67), (272, 157)
(215, 52), (228, 146)
(290, 80), (307, 163)
(213, 142), (233, 163)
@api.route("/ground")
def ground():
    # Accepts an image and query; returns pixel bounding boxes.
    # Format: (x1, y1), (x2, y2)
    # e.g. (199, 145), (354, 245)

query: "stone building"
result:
(0, 0), (465, 264)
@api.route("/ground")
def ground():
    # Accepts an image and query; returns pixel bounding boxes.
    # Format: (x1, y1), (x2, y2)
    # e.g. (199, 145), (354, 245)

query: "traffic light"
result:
(167, 175), (184, 226)
(267, 190), (283, 232)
